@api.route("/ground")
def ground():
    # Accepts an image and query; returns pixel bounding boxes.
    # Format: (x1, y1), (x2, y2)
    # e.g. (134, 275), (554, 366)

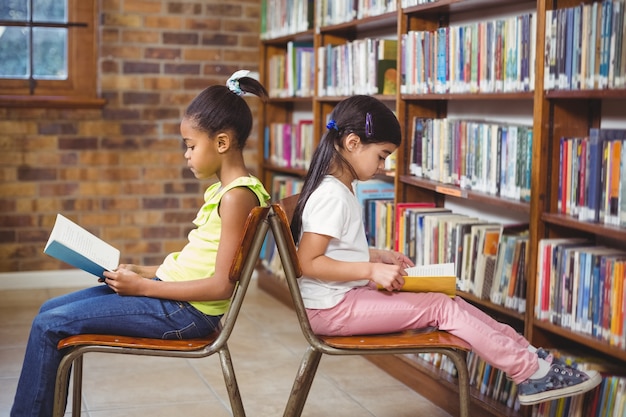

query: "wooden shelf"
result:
(404, 0), (531, 16)
(541, 213), (626, 243)
(315, 94), (397, 103)
(545, 89), (626, 100)
(318, 11), (397, 35)
(260, 163), (307, 178)
(402, 92), (534, 101)
(267, 96), (315, 104)
(532, 319), (626, 363)
(459, 291), (526, 325)
(261, 30), (315, 45)
(399, 175), (531, 214)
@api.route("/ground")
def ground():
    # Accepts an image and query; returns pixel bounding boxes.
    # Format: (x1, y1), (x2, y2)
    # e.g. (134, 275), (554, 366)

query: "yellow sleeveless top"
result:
(156, 176), (269, 315)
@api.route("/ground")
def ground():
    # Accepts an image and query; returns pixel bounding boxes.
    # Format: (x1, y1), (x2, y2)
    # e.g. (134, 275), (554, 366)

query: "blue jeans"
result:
(11, 283), (221, 417)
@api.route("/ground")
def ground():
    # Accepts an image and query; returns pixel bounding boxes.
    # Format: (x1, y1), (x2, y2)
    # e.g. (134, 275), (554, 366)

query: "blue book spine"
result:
(576, 250), (587, 332)
(600, 0), (614, 88)
(565, 7), (574, 90)
(264, 126), (270, 160)
(436, 27), (447, 93)
(437, 27), (448, 93)
(593, 254), (606, 338)
(587, 253), (601, 335)
(571, 5), (582, 89)
(581, 250), (592, 334)
(586, 128), (602, 221)
(45, 241), (106, 278)
(422, 32), (433, 93)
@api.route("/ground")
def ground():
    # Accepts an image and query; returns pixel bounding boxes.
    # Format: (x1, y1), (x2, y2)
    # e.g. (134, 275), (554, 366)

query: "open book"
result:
(378, 263), (456, 297)
(44, 214), (120, 278)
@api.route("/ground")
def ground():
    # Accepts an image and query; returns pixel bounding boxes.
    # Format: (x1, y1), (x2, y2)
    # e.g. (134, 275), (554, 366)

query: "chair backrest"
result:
(269, 200), (324, 347)
(229, 205), (271, 282)
(217, 205), (271, 344)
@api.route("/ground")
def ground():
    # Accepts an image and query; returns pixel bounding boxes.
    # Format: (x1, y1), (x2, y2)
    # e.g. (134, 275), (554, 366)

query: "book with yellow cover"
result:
(378, 263), (456, 297)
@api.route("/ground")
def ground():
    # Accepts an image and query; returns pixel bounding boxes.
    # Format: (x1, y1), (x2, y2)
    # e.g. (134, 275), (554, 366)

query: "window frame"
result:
(0, 0), (104, 108)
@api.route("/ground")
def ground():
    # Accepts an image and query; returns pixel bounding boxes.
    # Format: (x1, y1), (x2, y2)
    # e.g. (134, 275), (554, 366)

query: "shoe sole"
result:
(517, 371), (602, 406)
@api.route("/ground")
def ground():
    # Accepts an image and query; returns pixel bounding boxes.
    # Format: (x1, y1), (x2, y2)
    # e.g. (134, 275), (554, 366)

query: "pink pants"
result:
(306, 283), (538, 384)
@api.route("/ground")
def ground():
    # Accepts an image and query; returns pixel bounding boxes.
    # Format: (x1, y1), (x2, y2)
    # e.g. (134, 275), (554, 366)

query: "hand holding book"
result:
(377, 262), (456, 297)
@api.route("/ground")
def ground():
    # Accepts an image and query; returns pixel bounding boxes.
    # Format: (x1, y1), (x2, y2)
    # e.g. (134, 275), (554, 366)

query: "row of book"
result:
(367, 195), (529, 312)
(354, 179), (396, 249)
(260, 0), (313, 40)
(413, 350), (521, 412)
(466, 351), (521, 411)
(270, 175), (304, 203)
(400, 12), (537, 95)
(558, 128), (626, 226)
(317, 38), (398, 97)
(258, 175), (305, 281)
(544, 0), (626, 91)
(267, 41), (315, 98)
(264, 120), (314, 170)
(415, 347), (626, 416)
(408, 117), (533, 202)
(535, 238), (626, 348)
(316, 0), (396, 27)
(533, 375), (625, 417)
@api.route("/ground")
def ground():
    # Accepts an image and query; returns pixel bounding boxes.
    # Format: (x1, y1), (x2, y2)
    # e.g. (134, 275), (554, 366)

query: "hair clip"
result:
(365, 112), (373, 137)
(226, 69), (250, 96)
(326, 119), (339, 131)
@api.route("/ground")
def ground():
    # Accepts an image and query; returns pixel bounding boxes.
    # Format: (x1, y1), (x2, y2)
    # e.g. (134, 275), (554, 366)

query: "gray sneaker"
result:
(517, 363), (601, 406)
(535, 348), (575, 368)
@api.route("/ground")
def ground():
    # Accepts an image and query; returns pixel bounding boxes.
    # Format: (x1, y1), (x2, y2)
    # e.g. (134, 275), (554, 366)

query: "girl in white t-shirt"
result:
(289, 95), (600, 407)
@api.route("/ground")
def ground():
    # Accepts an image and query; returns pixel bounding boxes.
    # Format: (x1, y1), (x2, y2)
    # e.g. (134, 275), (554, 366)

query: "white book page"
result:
(47, 214), (120, 272)
(405, 263), (455, 277)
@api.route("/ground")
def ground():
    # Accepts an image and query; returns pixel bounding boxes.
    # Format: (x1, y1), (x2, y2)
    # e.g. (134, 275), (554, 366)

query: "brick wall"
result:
(0, 0), (263, 273)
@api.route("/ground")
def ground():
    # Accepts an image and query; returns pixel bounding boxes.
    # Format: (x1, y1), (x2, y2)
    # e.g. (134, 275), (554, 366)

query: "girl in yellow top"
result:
(11, 71), (270, 417)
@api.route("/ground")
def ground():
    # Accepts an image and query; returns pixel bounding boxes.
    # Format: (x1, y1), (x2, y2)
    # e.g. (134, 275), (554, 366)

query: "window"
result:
(0, 0), (102, 107)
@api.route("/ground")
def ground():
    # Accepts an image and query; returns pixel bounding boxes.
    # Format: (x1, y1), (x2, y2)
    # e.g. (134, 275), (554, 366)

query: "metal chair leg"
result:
(445, 350), (470, 417)
(71, 355), (83, 417)
(219, 345), (245, 417)
(53, 350), (76, 417)
(283, 347), (322, 417)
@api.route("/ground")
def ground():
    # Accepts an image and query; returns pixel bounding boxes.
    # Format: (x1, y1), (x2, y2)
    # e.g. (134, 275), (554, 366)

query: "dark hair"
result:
(184, 76), (268, 148)
(291, 95), (401, 243)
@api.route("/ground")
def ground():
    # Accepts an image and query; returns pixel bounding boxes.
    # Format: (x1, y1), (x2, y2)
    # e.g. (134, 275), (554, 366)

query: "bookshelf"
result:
(259, 0), (626, 416)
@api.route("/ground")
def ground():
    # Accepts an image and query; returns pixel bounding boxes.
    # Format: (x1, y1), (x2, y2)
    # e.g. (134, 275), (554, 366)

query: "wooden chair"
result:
(52, 205), (271, 417)
(267, 199), (472, 417)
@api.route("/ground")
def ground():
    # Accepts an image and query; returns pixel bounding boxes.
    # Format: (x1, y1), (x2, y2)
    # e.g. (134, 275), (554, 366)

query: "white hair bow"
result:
(226, 70), (250, 96)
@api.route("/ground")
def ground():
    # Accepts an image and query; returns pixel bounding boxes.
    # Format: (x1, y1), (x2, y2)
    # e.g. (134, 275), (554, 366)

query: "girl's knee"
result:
(432, 292), (454, 304)
(39, 298), (57, 314)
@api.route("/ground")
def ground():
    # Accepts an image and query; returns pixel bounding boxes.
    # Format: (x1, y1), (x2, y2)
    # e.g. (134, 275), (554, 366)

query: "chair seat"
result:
(58, 331), (220, 351)
(320, 330), (472, 351)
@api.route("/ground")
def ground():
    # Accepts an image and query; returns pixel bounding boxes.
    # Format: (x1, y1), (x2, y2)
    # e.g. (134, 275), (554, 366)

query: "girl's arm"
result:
(369, 248), (414, 268)
(103, 187), (260, 301)
(113, 264), (160, 278)
(297, 231), (406, 292)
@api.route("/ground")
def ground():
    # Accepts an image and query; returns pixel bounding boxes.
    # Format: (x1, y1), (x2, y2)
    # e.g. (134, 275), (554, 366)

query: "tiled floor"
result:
(0, 278), (452, 417)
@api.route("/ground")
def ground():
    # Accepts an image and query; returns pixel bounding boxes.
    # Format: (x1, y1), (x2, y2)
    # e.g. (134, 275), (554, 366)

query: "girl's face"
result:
(346, 135), (397, 180)
(180, 118), (221, 180)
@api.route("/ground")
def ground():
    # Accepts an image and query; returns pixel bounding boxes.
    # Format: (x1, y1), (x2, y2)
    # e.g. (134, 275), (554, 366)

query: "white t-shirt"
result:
(299, 176), (370, 309)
